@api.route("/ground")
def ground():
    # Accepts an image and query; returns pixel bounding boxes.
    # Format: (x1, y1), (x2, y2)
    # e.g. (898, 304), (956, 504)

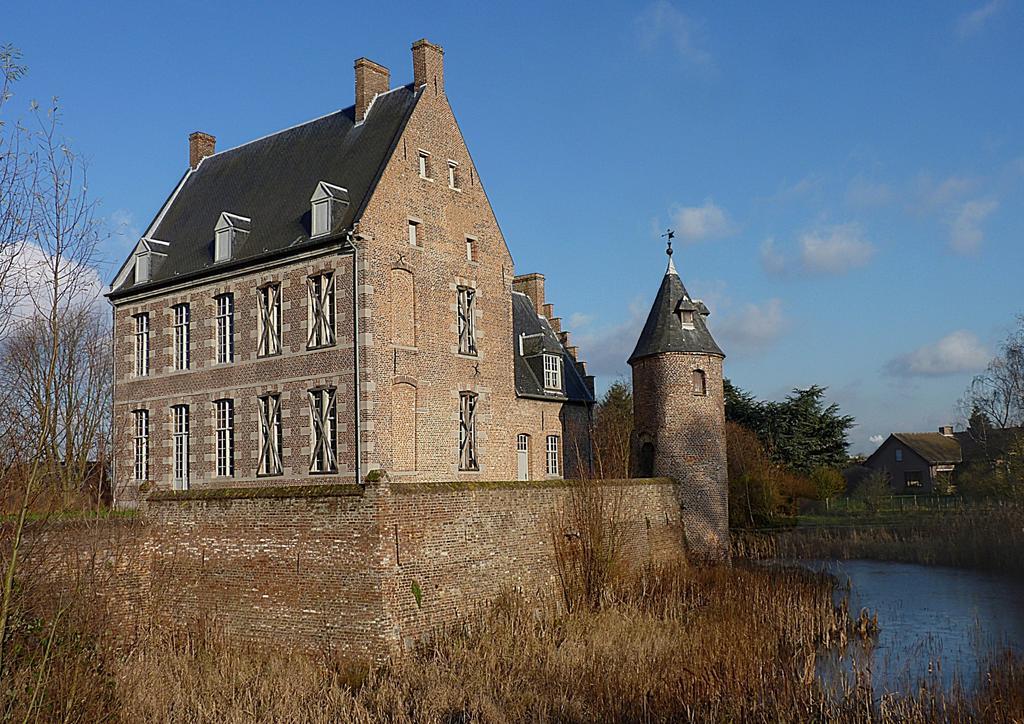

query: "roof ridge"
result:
(203, 107), (351, 162)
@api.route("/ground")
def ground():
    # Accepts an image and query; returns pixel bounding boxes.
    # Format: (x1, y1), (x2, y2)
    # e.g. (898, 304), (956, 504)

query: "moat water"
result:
(797, 559), (1024, 695)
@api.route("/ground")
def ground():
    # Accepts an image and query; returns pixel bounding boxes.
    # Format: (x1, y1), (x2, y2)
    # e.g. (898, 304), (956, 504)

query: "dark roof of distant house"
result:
(887, 433), (962, 464)
(628, 258), (723, 363)
(512, 292), (593, 403)
(954, 427), (1024, 463)
(108, 85), (421, 298)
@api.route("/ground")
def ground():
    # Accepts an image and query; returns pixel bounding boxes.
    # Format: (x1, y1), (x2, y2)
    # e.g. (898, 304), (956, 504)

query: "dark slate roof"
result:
(109, 85), (420, 297)
(512, 292), (593, 403)
(890, 433), (962, 464)
(628, 259), (723, 364)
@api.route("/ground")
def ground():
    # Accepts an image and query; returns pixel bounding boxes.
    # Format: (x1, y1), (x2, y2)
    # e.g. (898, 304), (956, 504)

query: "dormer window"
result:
(310, 181), (349, 238)
(680, 310), (695, 329)
(134, 253), (150, 283)
(543, 353), (562, 390)
(214, 212), (251, 263)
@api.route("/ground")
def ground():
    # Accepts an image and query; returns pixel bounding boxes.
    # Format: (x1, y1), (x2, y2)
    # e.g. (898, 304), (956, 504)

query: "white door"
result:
(517, 434), (529, 481)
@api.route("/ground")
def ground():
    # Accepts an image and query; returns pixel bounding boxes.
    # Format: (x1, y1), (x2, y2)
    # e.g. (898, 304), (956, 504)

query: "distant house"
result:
(863, 427), (961, 493)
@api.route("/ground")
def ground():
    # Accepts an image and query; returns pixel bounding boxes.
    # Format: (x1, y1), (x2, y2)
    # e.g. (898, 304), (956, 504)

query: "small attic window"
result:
(215, 228), (232, 262)
(310, 182), (349, 238)
(214, 212), (251, 263)
(134, 253), (150, 283)
(543, 353), (562, 391)
(680, 310), (695, 329)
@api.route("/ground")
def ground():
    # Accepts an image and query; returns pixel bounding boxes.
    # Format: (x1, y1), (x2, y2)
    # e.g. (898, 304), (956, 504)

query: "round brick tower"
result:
(628, 244), (728, 560)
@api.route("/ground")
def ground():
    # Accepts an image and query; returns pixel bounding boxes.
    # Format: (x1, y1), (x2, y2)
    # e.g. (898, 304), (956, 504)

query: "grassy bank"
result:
(734, 504), (1024, 577)
(5, 557), (1023, 722)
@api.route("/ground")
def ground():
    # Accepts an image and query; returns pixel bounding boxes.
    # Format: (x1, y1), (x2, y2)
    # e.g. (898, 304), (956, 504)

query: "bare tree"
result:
(960, 316), (1024, 433)
(0, 59), (105, 678)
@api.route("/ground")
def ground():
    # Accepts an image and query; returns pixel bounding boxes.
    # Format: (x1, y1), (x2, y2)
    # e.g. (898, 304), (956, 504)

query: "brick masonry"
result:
(137, 477), (684, 658)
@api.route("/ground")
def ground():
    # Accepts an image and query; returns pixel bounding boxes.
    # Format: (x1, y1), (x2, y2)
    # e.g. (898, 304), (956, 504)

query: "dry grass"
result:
(4, 555), (1022, 722)
(734, 505), (1024, 577)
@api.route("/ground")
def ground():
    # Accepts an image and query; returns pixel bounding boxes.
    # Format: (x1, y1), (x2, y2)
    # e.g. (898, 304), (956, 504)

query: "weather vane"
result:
(662, 229), (675, 257)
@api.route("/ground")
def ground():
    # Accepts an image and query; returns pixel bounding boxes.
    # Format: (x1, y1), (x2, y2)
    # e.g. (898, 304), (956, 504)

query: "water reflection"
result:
(800, 559), (1024, 695)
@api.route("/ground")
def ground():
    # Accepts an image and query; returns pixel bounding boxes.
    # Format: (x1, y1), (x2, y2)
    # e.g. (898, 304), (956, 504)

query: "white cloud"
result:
(670, 199), (736, 242)
(570, 300), (648, 379)
(885, 330), (991, 377)
(955, 0), (1006, 39)
(636, 1), (713, 68)
(845, 176), (894, 208)
(764, 224), (875, 276)
(8, 242), (105, 321)
(948, 198), (998, 254)
(869, 434), (885, 445)
(799, 223), (875, 274)
(715, 298), (786, 354)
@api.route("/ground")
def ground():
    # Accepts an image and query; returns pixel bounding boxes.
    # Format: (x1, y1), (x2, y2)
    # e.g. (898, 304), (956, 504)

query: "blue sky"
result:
(6, 1), (1022, 454)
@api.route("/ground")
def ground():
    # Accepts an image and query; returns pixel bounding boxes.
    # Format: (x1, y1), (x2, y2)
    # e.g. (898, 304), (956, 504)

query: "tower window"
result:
(680, 310), (695, 329)
(543, 353), (562, 391)
(459, 391), (479, 471)
(692, 369), (707, 396)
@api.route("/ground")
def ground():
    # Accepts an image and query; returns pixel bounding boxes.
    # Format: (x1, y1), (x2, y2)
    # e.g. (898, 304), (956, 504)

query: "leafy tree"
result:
(810, 466), (846, 501)
(724, 380), (854, 473)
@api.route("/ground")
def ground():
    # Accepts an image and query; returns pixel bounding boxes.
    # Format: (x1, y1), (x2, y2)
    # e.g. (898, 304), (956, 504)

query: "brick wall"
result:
(136, 478), (684, 657)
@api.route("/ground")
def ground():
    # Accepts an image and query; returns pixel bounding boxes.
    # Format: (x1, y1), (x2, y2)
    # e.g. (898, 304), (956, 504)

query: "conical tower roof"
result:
(628, 249), (724, 364)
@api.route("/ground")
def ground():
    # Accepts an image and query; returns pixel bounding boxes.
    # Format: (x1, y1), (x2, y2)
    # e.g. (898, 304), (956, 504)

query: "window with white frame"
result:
(692, 369), (707, 396)
(459, 391), (479, 471)
(308, 387), (338, 474)
(465, 236), (476, 262)
(680, 309), (695, 329)
(418, 151), (431, 179)
(546, 435), (560, 476)
(312, 199), (331, 237)
(133, 409), (149, 482)
(307, 272), (336, 349)
(134, 313), (149, 376)
(257, 283), (282, 357)
(172, 404), (189, 490)
(448, 160), (460, 190)
(215, 293), (234, 364)
(135, 253), (150, 283)
(172, 303), (190, 370)
(408, 219), (420, 247)
(543, 353), (562, 390)
(215, 399), (234, 477)
(214, 227), (232, 262)
(257, 393), (283, 477)
(457, 286), (477, 355)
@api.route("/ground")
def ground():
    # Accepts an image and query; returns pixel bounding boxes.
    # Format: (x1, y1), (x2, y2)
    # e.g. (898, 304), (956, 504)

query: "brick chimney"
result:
(354, 58), (390, 122)
(412, 38), (444, 94)
(188, 131), (216, 169)
(513, 273), (545, 316)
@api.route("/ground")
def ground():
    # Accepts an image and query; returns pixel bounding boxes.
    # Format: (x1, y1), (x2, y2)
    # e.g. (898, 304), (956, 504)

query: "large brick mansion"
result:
(108, 40), (595, 502)
(104, 39), (728, 653)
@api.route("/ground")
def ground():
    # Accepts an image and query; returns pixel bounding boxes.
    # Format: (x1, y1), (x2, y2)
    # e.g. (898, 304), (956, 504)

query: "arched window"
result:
(692, 369), (707, 396)
(390, 268), (415, 347)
